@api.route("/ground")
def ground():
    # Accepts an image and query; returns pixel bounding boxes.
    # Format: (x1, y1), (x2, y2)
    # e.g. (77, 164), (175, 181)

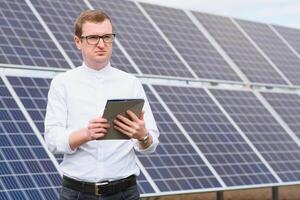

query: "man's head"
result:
(74, 10), (114, 70)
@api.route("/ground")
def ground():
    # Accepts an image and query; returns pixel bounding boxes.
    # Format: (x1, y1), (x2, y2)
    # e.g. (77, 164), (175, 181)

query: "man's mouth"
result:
(95, 51), (106, 55)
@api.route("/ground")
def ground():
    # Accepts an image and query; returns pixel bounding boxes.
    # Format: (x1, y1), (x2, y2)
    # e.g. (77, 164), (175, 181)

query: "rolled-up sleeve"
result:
(44, 75), (76, 154)
(134, 130), (159, 154)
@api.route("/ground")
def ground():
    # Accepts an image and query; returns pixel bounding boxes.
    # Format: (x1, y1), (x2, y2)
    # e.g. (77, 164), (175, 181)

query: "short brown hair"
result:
(74, 10), (112, 37)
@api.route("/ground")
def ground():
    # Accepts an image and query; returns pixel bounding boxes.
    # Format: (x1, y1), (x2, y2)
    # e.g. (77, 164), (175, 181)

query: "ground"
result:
(142, 185), (300, 200)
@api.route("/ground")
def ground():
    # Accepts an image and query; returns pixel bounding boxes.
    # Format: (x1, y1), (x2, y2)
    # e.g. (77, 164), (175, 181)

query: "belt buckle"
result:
(95, 181), (109, 196)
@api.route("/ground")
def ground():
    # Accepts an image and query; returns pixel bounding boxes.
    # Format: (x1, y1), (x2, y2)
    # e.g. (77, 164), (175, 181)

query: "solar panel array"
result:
(153, 85), (278, 187)
(236, 19), (300, 86)
(6, 76), (64, 163)
(30, 0), (138, 73)
(1, 0), (300, 198)
(273, 25), (300, 56)
(261, 92), (300, 140)
(0, 0), (69, 69)
(211, 89), (300, 182)
(140, 4), (241, 82)
(192, 12), (289, 85)
(139, 85), (221, 191)
(0, 77), (61, 199)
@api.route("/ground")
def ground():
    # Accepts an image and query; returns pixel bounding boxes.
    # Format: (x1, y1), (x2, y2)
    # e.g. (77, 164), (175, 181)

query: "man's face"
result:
(75, 19), (113, 69)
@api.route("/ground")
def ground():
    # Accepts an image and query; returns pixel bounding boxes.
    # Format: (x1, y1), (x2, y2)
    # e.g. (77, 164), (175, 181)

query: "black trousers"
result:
(59, 184), (140, 200)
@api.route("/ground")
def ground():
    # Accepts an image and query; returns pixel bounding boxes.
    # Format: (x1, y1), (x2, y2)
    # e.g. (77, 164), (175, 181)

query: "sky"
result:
(136, 0), (300, 29)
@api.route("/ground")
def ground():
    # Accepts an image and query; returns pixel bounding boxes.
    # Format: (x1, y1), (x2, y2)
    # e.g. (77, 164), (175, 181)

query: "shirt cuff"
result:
(56, 129), (77, 154)
(134, 132), (159, 154)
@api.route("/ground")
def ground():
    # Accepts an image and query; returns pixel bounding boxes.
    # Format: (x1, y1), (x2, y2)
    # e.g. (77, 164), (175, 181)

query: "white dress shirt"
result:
(44, 63), (159, 182)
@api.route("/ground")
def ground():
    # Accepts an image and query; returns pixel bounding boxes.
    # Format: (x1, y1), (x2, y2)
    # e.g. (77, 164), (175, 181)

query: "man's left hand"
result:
(113, 110), (148, 140)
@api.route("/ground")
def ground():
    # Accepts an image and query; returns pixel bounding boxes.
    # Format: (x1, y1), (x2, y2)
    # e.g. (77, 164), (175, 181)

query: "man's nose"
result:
(97, 38), (105, 47)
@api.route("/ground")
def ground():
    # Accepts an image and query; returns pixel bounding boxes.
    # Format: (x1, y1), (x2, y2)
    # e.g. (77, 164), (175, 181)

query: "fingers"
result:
(88, 117), (109, 128)
(86, 113), (147, 141)
(114, 125), (131, 138)
(114, 112), (147, 140)
(89, 117), (108, 124)
(126, 110), (139, 121)
(88, 127), (108, 134)
(88, 122), (110, 129)
(87, 117), (110, 140)
(114, 118), (136, 134)
(115, 114), (134, 127)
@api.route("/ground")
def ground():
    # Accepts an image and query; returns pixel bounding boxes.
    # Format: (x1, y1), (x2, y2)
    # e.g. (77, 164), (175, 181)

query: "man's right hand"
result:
(86, 117), (110, 141)
(69, 117), (110, 150)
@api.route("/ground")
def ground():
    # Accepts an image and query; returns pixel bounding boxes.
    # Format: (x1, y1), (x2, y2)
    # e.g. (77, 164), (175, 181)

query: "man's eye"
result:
(103, 35), (111, 39)
(87, 35), (99, 40)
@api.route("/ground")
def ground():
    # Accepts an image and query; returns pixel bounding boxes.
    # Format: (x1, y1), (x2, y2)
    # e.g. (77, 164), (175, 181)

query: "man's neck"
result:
(84, 61), (109, 71)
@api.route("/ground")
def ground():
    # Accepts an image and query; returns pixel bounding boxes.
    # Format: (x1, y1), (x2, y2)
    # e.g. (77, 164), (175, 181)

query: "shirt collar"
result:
(82, 62), (112, 78)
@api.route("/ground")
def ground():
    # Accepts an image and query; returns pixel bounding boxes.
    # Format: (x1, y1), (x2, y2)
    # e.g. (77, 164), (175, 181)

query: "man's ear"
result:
(74, 36), (81, 50)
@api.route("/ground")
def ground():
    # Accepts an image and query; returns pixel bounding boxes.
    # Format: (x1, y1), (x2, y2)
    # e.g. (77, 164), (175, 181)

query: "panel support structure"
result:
(216, 191), (224, 200)
(272, 187), (279, 200)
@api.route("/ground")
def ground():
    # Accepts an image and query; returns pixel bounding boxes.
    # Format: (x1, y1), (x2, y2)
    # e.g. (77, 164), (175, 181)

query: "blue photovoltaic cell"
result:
(141, 3), (241, 82)
(137, 171), (155, 194)
(211, 89), (300, 182)
(7, 76), (64, 163)
(7, 76), (50, 134)
(88, 0), (194, 78)
(273, 25), (300, 56)
(153, 85), (277, 187)
(0, 78), (61, 200)
(30, 0), (137, 73)
(261, 92), (300, 140)
(192, 12), (288, 85)
(139, 85), (221, 191)
(0, 0), (70, 69)
(236, 19), (300, 86)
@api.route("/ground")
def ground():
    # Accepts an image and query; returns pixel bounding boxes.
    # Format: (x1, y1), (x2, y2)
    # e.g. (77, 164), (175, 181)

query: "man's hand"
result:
(113, 110), (147, 140)
(69, 117), (109, 150)
(86, 117), (110, 141)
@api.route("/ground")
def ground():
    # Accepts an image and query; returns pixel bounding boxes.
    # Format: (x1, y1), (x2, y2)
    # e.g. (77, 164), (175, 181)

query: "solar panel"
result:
(0, 77), (61, 199)
(0, 0), (70, 69)
(153, 85), (277, 187)
(88, 0), (195, 78)
(192, 12), (288, 85)
(7, 76), (50, 134)
(236, 19), (300, 86)
(30, 0), (137, 73)
(6, 76), (64, 163)
(136, 170), (156, 194)
(139, 85), (221, 191)
(211, 89), (300, 182)
(261, 92), (300, 140)
(140, 3), (241, 82)
(273, 25), (300, 56)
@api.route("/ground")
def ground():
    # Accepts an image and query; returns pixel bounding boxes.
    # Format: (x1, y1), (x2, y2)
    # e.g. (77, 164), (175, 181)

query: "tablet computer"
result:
(97, 99), (145, 140)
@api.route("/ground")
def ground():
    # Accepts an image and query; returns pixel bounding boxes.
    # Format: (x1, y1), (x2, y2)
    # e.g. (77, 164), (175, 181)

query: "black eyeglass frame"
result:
(80, 33), (116, 45)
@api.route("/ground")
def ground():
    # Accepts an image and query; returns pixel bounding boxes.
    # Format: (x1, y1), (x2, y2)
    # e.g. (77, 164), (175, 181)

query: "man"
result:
(44, 10), (159, 200)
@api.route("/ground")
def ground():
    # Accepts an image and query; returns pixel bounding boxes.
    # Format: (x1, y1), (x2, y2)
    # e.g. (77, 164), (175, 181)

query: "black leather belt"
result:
(62, 175), (136, 196)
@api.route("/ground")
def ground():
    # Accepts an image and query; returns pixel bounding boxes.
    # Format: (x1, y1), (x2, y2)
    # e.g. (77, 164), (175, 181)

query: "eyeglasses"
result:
(80, 33), (116, 45)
